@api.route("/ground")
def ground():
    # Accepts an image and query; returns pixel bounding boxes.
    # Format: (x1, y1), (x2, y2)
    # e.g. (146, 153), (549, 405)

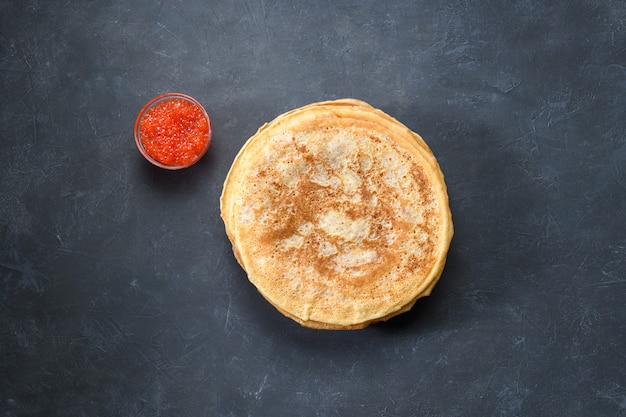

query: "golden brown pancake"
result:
(221, 99), (453, 329)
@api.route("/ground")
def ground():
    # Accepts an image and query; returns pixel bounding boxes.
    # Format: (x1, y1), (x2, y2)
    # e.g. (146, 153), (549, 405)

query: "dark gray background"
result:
(1, 1), (625, 416)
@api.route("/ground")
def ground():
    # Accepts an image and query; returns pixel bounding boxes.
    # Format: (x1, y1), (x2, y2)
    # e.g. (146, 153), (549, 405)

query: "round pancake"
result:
(221, 99), (453, 329)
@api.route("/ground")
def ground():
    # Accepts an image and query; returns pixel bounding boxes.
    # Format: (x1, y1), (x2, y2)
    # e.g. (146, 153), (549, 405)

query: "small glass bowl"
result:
(134, 93), (212, 170)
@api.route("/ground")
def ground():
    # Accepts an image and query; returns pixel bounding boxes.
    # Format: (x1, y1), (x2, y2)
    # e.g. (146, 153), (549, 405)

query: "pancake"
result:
(220, 99), (453, 329)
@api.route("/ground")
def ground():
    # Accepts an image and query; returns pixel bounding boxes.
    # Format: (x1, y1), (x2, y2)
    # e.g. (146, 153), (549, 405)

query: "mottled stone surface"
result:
(1, 1), (625, 416)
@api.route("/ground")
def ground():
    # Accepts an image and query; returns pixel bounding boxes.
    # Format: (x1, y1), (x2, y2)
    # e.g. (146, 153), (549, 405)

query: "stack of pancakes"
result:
(221, 99), (453, 329)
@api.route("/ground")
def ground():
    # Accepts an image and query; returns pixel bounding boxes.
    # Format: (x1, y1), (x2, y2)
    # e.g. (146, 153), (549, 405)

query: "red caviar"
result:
(135, 94), (211, 169)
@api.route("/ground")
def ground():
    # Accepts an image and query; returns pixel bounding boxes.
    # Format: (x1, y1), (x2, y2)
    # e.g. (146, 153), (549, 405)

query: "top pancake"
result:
(221, 99), (453, 329)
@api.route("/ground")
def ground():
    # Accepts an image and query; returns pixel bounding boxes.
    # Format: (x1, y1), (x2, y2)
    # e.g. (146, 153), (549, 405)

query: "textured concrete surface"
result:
(1, 1), (625, 416)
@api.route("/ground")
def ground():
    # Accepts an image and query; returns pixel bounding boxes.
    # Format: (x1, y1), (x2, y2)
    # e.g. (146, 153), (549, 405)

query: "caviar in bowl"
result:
(134, 93), (212, 170)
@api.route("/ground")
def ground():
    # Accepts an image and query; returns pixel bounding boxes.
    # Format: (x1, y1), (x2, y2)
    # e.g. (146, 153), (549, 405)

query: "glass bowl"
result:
(134, 93), (212, 170)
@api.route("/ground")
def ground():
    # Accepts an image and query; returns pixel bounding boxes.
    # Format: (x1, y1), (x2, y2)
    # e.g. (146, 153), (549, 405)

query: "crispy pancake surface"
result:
(221, 99), (453, 329)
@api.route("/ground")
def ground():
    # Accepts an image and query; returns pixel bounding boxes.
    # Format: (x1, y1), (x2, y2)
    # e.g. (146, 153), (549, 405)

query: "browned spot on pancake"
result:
(249, 136), (438, 289)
